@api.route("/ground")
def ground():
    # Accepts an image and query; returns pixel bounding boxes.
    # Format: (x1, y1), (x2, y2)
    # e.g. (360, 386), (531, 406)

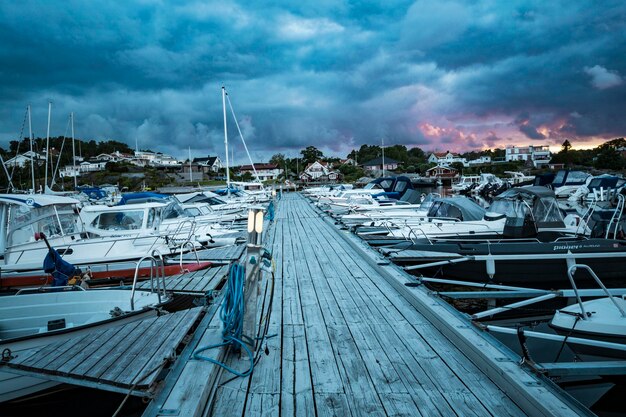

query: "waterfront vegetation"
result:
(0, 137), (624, 191)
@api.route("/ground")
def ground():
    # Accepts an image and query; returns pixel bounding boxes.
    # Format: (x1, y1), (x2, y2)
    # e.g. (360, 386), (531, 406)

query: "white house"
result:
(427, 152), (468, 167)
(302, 161), (331, 179)
(505, 145), (551, 168)
(468, 156), (492, 166)
(4, 151), (46, 168)
(192, 156), (222, 172)
(238, 163), (283, 181)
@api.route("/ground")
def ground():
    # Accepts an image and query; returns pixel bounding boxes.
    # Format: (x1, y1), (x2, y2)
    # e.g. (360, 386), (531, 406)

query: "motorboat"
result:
(0, 195), (179, 286)
(80, 200), (242, 248)
(0, 284), (167, 402)
(451, 175), (481, 193)
(550, 264), (626, 359)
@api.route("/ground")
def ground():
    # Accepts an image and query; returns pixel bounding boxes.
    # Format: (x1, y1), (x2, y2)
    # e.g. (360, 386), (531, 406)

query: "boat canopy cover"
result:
(173, 191), (220, 204)
(117, 192), (169, 205)
(427, 197), (485, 221)
(76, 186), (108, 200)
(0, 194), (80, 208)
(490, 186), (565, 228)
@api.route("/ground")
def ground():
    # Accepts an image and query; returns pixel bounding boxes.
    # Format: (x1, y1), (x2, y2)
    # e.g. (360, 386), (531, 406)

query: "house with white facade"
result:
(238, 163), (283, 181)
(427, 152), (468, 167)
(302, 161), (331, 179)
(4, 151), (46, 168)
(192, 156), (222, 173)
(505, 145), (551, 168)
(299, 160), (342, 182)
(468, 156), (492, 166)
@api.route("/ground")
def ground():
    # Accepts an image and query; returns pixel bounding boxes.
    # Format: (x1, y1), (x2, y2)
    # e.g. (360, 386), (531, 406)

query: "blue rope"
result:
(193, 263), (254, 377)
(266, 201), (275, 221)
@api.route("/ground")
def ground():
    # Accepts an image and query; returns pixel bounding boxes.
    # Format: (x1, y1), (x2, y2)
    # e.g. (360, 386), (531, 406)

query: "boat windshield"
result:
(89, 209), (145, 231)
(7, 204), (80, 247)
(364, 183), (384, 190)
(184, 207), (202, 217)
(489, 196), (564, 227)
(162, 202), (186, 220)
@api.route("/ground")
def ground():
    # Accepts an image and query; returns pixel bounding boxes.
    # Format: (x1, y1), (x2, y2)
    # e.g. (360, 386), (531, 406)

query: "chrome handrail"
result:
(566, 263), (626, 320)
(130, 254), (165, 311)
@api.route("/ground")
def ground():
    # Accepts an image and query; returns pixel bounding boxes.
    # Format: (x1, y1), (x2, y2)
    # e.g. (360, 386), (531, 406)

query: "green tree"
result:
(300, 146), (324, 165)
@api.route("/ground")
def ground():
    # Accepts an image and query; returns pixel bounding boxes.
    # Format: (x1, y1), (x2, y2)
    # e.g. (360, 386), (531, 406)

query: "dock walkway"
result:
(148, 193), (587, 417)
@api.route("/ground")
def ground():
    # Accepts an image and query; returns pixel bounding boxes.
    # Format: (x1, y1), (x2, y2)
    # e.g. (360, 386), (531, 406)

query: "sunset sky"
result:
(0, 1), (624, 161)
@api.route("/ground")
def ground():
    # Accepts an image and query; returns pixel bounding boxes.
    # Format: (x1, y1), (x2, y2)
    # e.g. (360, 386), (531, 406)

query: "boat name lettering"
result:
(553, 244), (601, 251)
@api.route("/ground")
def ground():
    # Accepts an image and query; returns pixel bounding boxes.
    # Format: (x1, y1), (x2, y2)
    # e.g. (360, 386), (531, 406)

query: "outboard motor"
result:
(503, 212), (538, 238)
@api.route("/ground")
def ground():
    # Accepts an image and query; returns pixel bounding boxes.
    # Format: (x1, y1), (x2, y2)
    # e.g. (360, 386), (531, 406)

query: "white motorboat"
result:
(0, 285), (167, 402)
(551, 264), (626, 359)
(0, 195), (172, 282)
(80, 200), (241, 248)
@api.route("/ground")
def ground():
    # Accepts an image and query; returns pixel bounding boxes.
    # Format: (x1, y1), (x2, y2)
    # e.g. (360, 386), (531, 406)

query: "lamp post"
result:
(242, 206), (265, 352)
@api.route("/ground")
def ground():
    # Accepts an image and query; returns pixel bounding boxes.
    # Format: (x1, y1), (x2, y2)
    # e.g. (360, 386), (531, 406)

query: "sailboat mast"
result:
(71, 112), (77, 189)
(189, 146), (193, 182)
(222, 86), (230, 196)
(44, 100), (51, 190)
(380, 138), (385, 177)
(27, 105), (35, 193)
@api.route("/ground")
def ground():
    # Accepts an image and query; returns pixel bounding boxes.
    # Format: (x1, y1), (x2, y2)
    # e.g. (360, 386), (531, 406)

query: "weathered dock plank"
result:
(145, 194), (589, 417)
(0, 308), (204, 396)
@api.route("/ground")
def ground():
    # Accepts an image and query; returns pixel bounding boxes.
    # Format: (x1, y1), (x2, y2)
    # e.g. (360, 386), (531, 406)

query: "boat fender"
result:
(486, 258), (495, 279)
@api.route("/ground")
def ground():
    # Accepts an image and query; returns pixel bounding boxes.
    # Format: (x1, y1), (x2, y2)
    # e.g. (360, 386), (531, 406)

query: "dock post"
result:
(242, 206), (265, 354)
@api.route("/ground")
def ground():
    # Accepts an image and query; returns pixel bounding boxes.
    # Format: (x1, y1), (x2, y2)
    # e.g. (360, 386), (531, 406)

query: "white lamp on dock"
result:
(247, 206), (265, 245)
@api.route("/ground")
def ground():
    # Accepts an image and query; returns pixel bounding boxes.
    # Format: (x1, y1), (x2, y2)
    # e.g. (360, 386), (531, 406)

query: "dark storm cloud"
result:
(0, 0), (625, 160)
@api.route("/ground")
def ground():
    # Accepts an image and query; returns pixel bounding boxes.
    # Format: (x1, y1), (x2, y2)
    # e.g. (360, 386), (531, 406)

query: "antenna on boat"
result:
(44, 100), (52, 190)
(28, 105), (35, 193)
(222, 85), (231, 197)
(71, 112), (77, 189)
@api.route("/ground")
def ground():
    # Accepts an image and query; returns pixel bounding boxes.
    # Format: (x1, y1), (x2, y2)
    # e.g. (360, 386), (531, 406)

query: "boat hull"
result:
(394, 238), (626, 288)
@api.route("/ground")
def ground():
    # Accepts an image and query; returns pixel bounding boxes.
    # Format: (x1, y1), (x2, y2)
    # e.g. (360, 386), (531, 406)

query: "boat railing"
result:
(407, 226), (433, 244)
(567, 263), (626, 320)
(178, 240), (200, 268)
(606, 194), (625, 239)
(130, 253), (166, 311)
(15, 285), (86, 295)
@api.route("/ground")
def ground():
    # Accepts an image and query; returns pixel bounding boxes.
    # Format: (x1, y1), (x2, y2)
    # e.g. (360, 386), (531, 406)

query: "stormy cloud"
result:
(0, 0), (624, 160)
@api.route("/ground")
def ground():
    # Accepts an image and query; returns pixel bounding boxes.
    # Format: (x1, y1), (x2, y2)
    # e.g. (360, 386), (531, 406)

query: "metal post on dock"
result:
(242, 206), (265, 354)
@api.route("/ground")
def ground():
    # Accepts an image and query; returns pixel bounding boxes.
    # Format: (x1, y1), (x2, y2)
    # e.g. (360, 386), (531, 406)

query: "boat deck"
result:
(176, 244), (246, 264)
(145, 193), (586, 417)
(137, 264), (230, 295)
(0, 307), (205, 397)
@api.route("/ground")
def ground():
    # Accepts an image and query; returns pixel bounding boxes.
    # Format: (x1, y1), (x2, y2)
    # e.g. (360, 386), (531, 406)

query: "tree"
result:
(561, 140), (572, 153)
(269, 153), (286, 166)
(300, 146), (324, 165)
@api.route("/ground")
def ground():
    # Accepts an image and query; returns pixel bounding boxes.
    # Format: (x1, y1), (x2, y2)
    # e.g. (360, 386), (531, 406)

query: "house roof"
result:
(192, 156), (219, 165)
(362, 157), (399, 166)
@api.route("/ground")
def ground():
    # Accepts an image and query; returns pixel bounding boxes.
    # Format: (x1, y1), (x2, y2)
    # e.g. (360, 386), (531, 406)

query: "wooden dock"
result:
(176, 244), (246, 264)
(0, 307), (205, 397)
(137, 265), (230, 295)
(145, 193), (589, 417)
